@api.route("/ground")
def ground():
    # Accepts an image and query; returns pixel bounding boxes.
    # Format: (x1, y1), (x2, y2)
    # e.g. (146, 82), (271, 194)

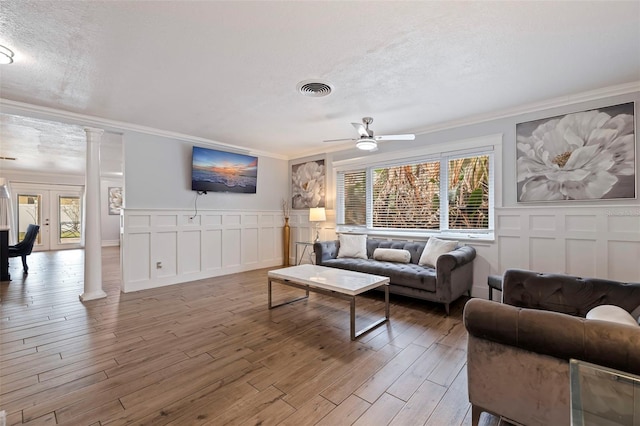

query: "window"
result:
(59, 196), (81, 243)
(336, 149), (494, 237)
(447, 155), (490, 230)
(372, 161), (440, 229)
(337, 170), (366, 226)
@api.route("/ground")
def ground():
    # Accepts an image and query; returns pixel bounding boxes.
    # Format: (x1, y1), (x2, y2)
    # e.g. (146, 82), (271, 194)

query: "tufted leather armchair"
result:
(464, 269), (640, 426)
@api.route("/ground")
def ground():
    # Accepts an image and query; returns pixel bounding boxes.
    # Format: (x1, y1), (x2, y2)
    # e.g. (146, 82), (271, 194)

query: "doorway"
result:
(12, 183), (84, 251)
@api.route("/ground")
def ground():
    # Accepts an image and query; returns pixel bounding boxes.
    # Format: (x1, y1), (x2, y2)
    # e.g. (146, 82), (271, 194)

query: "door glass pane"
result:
(17, 194), (41, 244)
(59, 196), (81, 244)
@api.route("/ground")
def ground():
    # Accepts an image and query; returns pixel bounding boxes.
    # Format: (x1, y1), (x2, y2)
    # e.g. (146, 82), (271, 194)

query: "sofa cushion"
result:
(373, 248), (411, 263)
(586, 305), (639, 327)
(322, 258), (437, 292)
(366, 239), (427, 264)
(337, 234), (367, 259)
(418, 237), (458, 267)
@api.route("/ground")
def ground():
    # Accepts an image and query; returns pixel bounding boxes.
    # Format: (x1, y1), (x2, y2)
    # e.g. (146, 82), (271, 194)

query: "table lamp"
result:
(309, 207), (326, 242)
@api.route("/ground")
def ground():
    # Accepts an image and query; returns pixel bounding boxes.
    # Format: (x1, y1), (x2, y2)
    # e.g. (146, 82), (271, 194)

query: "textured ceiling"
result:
(0, 1), (639, 174)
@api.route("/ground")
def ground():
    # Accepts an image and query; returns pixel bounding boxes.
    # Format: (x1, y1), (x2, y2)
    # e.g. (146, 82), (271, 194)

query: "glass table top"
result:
(570, 359), (640, 426)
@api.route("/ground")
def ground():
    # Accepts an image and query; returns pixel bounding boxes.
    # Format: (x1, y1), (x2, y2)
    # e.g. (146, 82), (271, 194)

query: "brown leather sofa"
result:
(464, 269), (640, 426)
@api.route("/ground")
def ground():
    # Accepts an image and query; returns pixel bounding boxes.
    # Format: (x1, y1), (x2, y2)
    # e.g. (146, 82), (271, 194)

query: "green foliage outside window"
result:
(340, 154), (490, 231)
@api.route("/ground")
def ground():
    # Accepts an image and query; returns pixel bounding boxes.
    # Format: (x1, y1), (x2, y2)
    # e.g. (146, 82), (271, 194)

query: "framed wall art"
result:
(108, 187), (123, 215)
(516, 102), (635, 202)
(291, 158), (325, 209)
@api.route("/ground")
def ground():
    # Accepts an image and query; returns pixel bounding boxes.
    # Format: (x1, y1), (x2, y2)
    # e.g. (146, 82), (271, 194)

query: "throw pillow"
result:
(373, 248), (411, 263)
(586, 305), (639, 327)
(337, 234), (368, 259)
(418, 237), (458, 267)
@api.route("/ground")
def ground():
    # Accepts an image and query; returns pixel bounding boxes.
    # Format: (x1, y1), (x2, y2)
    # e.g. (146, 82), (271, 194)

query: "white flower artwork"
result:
(516, 102), (636, 202)
(291, 159), (325, 209)
(108, 187), (123, 214)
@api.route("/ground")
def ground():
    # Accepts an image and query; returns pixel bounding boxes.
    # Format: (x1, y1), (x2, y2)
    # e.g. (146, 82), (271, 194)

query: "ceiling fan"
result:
(324, 117), (415, 151)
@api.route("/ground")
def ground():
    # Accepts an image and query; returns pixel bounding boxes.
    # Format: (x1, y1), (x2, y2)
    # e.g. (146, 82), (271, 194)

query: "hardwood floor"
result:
(1, 248), (501, 425)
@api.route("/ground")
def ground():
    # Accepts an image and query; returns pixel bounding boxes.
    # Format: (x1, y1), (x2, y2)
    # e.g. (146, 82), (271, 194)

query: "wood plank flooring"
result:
(1, 248), (501, 425)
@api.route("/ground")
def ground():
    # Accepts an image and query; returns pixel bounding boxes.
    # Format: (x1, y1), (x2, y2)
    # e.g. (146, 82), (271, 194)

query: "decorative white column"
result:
(80, 127), (106, 301)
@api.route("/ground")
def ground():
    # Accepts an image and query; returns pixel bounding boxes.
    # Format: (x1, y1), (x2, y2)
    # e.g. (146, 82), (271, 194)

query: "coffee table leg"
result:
(268, 278), (310, 309)
(351, 285), (390, 340)
(350, 297), (356, 340)
(385, 285), (390, 319)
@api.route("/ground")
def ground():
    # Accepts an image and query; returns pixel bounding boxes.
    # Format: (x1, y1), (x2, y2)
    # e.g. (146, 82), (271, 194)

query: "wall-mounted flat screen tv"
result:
(191, 146), (258, 193)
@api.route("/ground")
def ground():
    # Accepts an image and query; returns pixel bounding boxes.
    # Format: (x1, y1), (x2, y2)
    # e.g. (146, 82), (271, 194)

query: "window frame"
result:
(334, 134), (500, 241)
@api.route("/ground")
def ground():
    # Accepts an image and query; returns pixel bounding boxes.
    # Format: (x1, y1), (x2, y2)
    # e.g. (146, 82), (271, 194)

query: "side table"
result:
(295, 241), (315, 265)
(488, 275), (502, 301)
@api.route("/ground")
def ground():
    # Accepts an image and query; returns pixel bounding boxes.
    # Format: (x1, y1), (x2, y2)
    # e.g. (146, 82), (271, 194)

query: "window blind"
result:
(447, 154), (491, 229)
(371, 162), (440, 230)
(337, 170), (366, 226)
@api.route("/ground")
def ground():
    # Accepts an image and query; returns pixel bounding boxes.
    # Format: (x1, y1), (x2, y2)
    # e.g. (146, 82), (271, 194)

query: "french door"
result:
(12, 184), (84, 251)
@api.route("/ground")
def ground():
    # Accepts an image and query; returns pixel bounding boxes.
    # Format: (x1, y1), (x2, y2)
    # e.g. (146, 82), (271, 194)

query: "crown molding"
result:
(0, 98), (289, 161)
(411, 81), (640, 136)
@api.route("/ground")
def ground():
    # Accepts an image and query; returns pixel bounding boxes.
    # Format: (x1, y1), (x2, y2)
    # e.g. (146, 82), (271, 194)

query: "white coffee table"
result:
(268, 264), (390, 340)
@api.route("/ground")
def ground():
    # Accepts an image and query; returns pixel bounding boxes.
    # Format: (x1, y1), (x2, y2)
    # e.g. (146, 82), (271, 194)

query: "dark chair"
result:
(8, 224), (40, 273)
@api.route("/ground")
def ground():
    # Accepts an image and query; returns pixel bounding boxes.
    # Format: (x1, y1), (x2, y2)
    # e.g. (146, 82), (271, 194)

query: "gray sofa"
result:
(314, 238), (476, 314)
(464, 269), (640, 426)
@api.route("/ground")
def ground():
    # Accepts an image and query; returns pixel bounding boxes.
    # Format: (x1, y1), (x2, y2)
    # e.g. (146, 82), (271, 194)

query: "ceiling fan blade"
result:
(351, 122), (369, 137)
(375, 134), (416, 141)
(323, 138), (355, 143)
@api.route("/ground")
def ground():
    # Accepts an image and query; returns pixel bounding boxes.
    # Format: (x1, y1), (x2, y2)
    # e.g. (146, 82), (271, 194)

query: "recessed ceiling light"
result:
(296, 80), (333, 97)
(0, 45), (14, 65)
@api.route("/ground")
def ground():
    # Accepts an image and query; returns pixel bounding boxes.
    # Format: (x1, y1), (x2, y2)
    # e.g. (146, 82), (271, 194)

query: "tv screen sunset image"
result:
(192, 146), (258, 193)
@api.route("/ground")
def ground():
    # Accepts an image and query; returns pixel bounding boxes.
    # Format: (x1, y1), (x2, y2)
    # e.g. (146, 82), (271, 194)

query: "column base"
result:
(79, 290), (107, 302)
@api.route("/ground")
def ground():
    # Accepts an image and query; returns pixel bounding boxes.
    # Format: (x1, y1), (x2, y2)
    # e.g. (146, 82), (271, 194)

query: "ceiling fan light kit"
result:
(356, 138), (378, 151)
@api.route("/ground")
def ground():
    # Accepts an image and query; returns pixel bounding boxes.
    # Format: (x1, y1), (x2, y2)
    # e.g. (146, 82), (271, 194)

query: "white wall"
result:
(100, 177), (123, 245)
(307, 89), (640, 297)
(121, 208), (286, 292)
(120, 131), (290, 291)
(123, 132), (288, 210)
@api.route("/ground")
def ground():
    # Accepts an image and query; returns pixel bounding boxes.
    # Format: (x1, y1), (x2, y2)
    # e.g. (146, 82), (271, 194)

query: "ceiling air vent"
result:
(296, 80), (333, 97)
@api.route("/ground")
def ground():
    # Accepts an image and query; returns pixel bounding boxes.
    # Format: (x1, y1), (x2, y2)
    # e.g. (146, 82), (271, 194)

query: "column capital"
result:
(84, 127), (105, 136)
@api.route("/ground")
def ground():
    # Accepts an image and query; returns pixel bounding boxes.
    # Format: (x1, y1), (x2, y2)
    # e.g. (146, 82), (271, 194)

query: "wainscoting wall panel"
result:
(565, 239), (597, 277)
(203, 229), (222, 271)
(121, 206), (640, 298)
(181, 230), (201, 274)
(121, 209), (289, 292)
(155, 231), (177, 279)
(481, 205), (640, 298)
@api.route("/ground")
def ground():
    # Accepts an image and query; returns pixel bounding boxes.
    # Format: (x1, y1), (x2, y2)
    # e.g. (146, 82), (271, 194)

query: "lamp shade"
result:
(309, 207), (326, 222)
